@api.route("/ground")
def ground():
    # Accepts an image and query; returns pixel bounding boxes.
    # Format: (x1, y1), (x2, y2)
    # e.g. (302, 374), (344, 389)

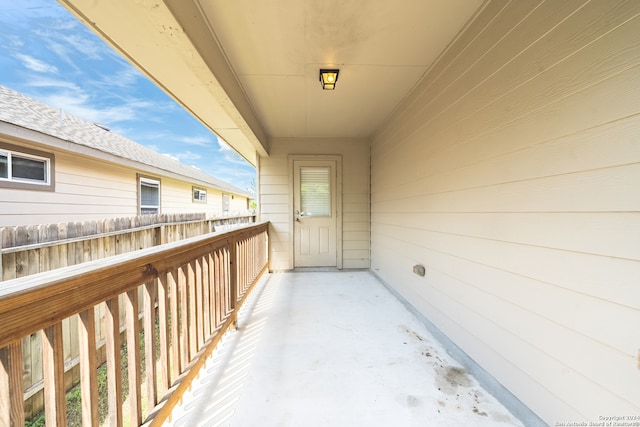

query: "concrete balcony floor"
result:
(167, 271), (524, 427)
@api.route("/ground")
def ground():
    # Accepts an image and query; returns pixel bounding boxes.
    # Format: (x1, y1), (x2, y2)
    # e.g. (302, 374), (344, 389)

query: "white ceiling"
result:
(198, 0), (484, 138)
(59, 0), (484, 163)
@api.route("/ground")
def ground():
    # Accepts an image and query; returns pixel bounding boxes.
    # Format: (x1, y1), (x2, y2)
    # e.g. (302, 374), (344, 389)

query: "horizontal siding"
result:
(0, 146), (248, 227)
(0, 151), (137, 226)
(159, 177), (249, 216)
(259, 138), (369, 270)
(371, 0), (640, 424)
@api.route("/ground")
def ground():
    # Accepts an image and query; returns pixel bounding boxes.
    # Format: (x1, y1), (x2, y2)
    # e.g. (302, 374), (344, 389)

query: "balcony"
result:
(0, 222), (523, 426)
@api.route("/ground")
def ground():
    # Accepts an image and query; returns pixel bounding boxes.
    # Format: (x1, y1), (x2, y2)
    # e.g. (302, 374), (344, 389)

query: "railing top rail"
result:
(0, 221), (269, 349)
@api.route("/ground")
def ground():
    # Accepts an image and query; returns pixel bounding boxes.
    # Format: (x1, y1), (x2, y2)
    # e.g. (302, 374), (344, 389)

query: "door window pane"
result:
(300, 167), (330, 216)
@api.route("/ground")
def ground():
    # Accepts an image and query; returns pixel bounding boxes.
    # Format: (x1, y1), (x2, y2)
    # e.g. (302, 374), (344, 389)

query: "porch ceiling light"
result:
(319, 69), (339, 90)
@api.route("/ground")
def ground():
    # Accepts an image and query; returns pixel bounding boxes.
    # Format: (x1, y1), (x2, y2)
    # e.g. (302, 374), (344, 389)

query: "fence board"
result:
(1, 228), (16, 281)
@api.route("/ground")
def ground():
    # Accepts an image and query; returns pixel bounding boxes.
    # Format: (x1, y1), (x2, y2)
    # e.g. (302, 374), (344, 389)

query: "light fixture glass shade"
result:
(319, 69), (339, 90)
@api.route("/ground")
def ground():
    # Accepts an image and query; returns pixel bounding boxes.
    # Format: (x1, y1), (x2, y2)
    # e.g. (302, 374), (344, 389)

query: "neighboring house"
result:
(0, 85), (251, 227)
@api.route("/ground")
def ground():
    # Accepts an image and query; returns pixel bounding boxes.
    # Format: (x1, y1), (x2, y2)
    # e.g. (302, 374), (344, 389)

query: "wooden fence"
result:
(0, 212), (255, 418)
(0, 221), (269, 426)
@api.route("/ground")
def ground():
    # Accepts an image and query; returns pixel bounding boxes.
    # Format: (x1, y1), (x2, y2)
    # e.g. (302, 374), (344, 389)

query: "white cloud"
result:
(14, 53), (58, 73)
(102, 64), (141, 88)
(171, 151), (203, 162)
(25, 76), (80, 91)
(44, 40), (78, 71)
(59, 33), (105, 60)
(176, 135), (214, 147)
(39, 90), (154, 125)
(217, 139), (251, 166)
(6, 35), (24, 49)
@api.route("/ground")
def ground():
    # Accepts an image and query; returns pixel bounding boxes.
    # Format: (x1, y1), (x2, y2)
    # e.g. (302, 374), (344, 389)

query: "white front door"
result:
(293, 160), (337, 267)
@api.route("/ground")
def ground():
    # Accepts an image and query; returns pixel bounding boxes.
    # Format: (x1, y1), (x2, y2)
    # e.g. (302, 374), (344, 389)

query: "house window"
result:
(139, 176), (160, 215)
(0, 143), (54, 191)
(193, 187), (207, 203)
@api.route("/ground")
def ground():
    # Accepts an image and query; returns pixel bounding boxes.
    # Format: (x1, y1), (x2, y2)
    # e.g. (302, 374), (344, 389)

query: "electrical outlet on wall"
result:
(413, 264), (426, 277)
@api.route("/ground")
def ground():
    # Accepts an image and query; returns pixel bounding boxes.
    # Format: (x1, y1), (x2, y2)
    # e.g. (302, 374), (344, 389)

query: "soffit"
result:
(196, 0), (483, 139)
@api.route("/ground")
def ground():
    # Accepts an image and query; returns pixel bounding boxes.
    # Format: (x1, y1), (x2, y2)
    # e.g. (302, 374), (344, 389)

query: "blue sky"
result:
(0, 0), (256, 193)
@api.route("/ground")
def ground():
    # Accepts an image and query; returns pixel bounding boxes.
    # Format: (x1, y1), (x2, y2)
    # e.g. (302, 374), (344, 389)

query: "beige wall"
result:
(371, 0), (640, 424)
(161, 177), (249, 217)
(0, 137), (248, 227)
(259, 138), (369, 270)
(0, 147), (138, 226)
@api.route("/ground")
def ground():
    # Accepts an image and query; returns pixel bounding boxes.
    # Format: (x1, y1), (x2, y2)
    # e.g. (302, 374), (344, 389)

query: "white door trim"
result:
(288, 154), (342, 269)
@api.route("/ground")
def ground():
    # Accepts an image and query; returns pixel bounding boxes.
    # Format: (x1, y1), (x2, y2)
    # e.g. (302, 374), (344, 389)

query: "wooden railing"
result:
(1, 212), (257, 419)
(0, 222), (269, 426)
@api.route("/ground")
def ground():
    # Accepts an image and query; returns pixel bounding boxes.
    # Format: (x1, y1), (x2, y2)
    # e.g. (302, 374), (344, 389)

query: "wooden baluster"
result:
(42, 323), (66, 426)
(237, 239), (243, 297)
(78, 310), (99, 426)
(214, 250), (222, 328)
(105, 298), (123, 427)
(208, 253), (216, 332)
(144, 280), (158, 409)
(187, 261), (197, 358)
(224, 247), (231, 316)
(179, 266), (189, 372)
(218, 248), (226, 319)
(238, 238), (244, 296)
(125, 289), (142, 425)
(169, 269), (181, 381)
(0, 341), (24, 426)
(202, 253), (211, 339)
(230, 239), (238, 313)
(195, 258), (204, 350)
(245, 237), (249, 292)
(248, 237), (254, 289)
(158, 272), (170, 396)
(245, 236), (250, 288)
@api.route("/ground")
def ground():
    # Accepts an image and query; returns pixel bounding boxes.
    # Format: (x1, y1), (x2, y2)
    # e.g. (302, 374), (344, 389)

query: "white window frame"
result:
(0, 142), (54, 191)
(193, 186), (207, 203)
(139, 176), (161, 215)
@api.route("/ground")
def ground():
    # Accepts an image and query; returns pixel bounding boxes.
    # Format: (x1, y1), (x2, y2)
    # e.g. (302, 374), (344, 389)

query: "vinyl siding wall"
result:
(0, 138), (247, 227)
(259, 138), (370, 270)
(160, 176), (248, 217)
(370, 0), (640, 424)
